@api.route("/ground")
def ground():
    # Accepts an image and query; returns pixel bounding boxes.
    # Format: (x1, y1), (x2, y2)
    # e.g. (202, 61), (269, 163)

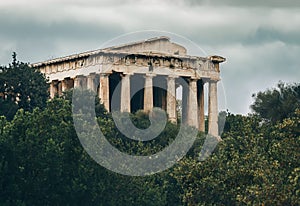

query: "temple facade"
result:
(32, 36), (225, 137)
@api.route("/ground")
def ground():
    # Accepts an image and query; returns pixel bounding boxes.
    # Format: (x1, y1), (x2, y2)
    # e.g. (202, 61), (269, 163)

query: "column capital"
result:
(199, 78), (208, 84)
(122, 72), (133, 77)
(88, 72), (96, 77)
(188, 77), (198, 83)
(201, 78), (219, 84)
(144, 73), (156, 78)
(99, 73), (110, 77)
(52, 79), (59, 85)
(167, 74), (178, 80)
(209, 78), (220, 83)
(75, 74), (85, 79)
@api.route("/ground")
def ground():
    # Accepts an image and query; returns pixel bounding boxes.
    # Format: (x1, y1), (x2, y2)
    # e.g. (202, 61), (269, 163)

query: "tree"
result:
(0, 96), (177, 205)
(172, 110), (300, 205)
(251, 82), (300, 123)
(0, 52), (49, 120)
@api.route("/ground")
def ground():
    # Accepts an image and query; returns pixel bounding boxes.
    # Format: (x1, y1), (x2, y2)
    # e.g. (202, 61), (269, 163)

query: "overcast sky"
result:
(0, 0), (299, 114)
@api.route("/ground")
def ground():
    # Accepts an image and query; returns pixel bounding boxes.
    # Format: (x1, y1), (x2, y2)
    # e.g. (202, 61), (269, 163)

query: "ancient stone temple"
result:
(32, 36), (225, 137)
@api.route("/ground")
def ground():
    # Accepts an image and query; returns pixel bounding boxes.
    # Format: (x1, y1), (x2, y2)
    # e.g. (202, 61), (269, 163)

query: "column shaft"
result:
(74, 77), (80, 88)
(198, 80), (205, 132)
(167, 76), (177, 123)
(57, 82), (62, 96)
(187, 79), (198, 128)
(120, 74), (131, 112)
(144, 74), (155, 112)
(87, 73), (96, 92)
(161, 90), (167, 110)
(208, 80), (219, 137)
(99, 74), (110, 112)
(50, 81), (57, 98)
(81, 76), (87, 89)
(74, 75), (85, 89)
(182, 80), (189, 124)
(62, 79), (67, 92)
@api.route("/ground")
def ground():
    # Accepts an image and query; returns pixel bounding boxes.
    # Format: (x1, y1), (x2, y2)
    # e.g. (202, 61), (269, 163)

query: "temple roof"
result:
(102, 36), (187, 56)
(32, 36), (225, 67)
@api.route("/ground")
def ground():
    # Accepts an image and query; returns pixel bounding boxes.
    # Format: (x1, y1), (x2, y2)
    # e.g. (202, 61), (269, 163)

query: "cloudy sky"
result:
(0, 0), (299, 114)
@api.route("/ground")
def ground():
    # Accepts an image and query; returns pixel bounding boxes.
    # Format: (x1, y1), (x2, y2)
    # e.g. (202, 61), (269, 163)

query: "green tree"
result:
(0, 96), (179, 205)
(251, 81), (300, 123)
(172, 106), (299, 205)
(0, 52), (49, 120)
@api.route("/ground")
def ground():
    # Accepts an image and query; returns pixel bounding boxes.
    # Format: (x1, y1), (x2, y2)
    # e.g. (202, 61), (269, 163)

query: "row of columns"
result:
(187, 78), (219, 137)
(50, 73), (219, 137)
(49, 79), (72, 98)
(118, 73), (177, 123)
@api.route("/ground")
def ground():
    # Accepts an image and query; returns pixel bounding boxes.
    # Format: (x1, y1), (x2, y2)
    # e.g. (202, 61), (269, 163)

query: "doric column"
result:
(182, 79), (189, 124)
(81, 76), (87, 89)
(57, 82), (62, 96)
(187, 78), (198, 128)
(87, 73), (96, 92)
(167, 76), (177, 123)
(74, 75), (85, 89)
(197, 80), (205, 132)
(61, 79), (67, 92)
(99, 73), (110, 112)
(74, 76), (80, 88)
(158, 89), (167, 110)
(50, 81), (58, 98)
(120, 73), (131, 113)
(144, 73), (155, 112)
(208, 80), (219, 137)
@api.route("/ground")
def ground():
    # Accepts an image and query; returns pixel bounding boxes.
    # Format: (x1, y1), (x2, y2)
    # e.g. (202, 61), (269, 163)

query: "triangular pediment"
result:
(103, 36), (187, 56)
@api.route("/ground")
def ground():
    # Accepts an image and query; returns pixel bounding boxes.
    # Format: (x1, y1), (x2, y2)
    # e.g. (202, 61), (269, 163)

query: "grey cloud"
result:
(0, 11), (123, 41)
(243, 26), (300, 46)
(214, 42), (300, 114)
(0, 10), (124, 63)
(0, 0), (298, 114)
(183, 0), (300, 7)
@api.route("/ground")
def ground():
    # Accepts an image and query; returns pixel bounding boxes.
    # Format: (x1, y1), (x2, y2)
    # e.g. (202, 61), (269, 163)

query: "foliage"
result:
(251, 81), (300, 123)
(0, 78), (299, 205)
(0, 97), (179, 205)
(172, 109), (300, 205)
(0, 53), (49, 120)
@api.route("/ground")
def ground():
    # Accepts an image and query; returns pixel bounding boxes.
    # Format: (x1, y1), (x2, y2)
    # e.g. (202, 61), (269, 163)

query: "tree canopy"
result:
(0, 53), (49, 120)
(251, 82), (300, 123)
(0, 95), (299, 205)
